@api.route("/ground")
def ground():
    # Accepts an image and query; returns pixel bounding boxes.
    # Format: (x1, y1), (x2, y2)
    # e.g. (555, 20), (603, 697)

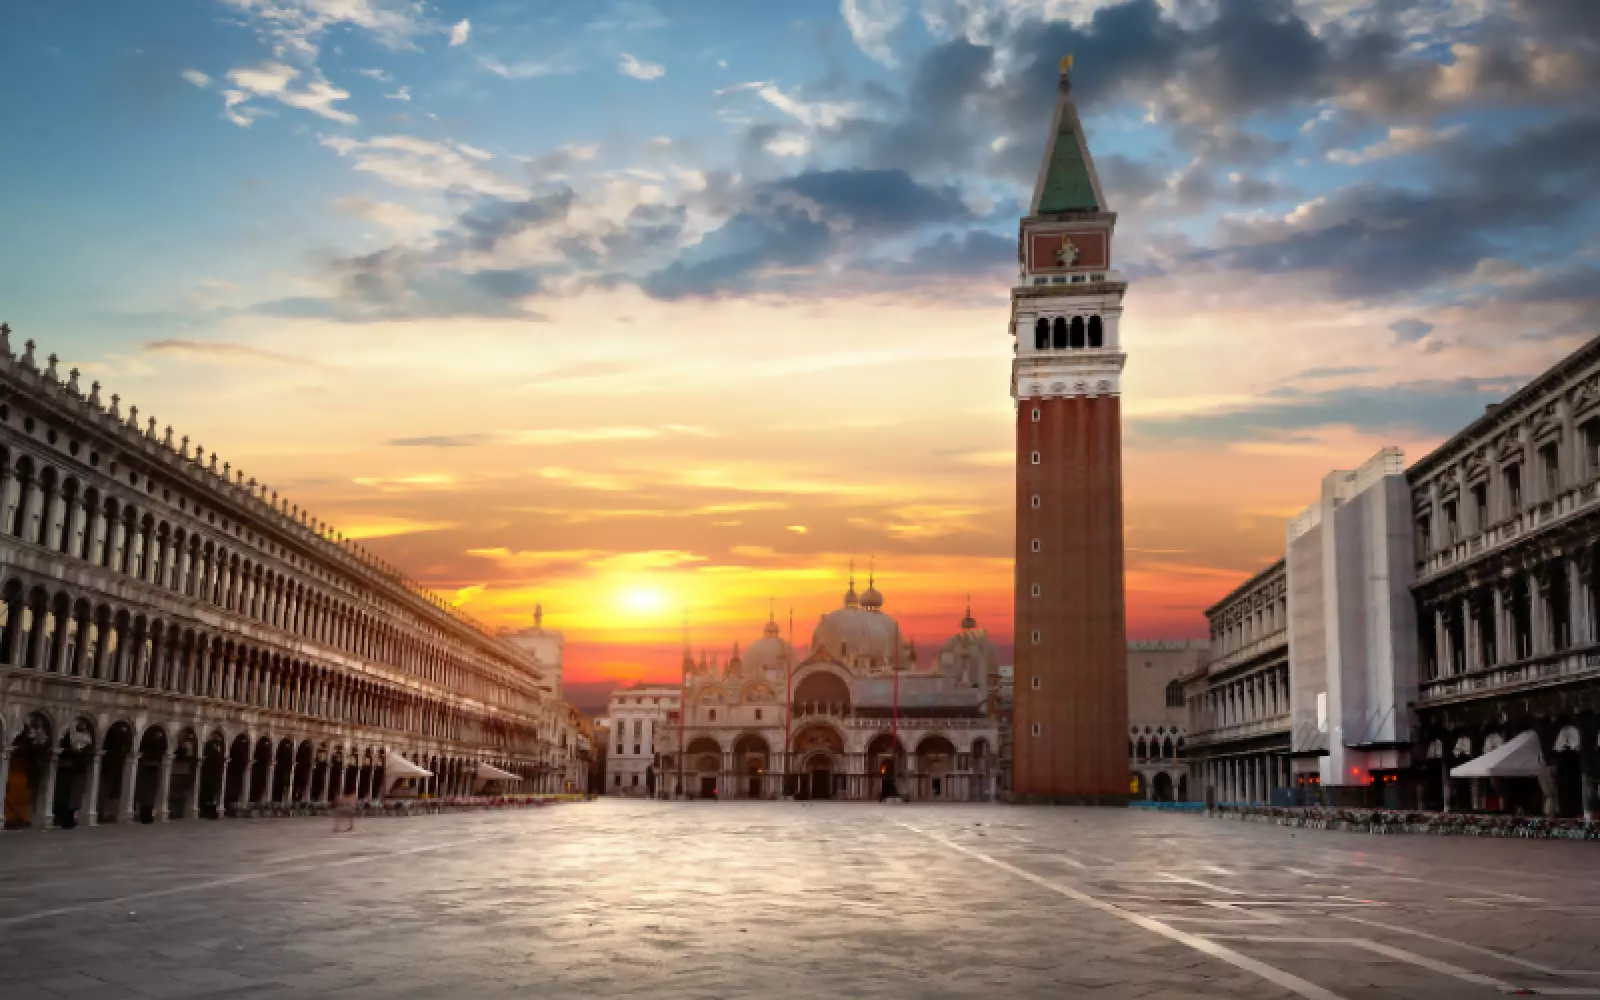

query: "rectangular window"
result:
(1472, 482), (1488, 530)
(1442, 500), (1458, 544)
(1540, 442), (1560, 497)
(1031, 630), (1041, 644)
(615, 744), (623, 755)
(755, 709), (763, 721)
(1031, 723), (1041, 737)
(1031, 408), (1041, 422)
(1031, 676), (1041, 690)
(1505, 464), (1523, 513)
(1031, 494), (1041, 509)
(1031, 584), (1040, 597)
(633, 744), (640, 755)
(1031, 539), (1041, 552)
(631, 774), (639, 787)
(1030, 451), (1041, 465)
(1586, 420), (1600, 477)
(614, 774), (621, 787)
(1415, 515), (1430, 555)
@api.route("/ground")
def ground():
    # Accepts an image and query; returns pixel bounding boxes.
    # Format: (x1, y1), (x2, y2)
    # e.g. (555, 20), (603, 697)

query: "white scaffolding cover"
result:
(383, 753), (433, 791)
(1450, 730), (1544, 778)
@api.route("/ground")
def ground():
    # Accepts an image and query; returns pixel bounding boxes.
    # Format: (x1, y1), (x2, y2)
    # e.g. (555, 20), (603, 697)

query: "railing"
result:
(787, 707), (990, 730)
(1206, 631), (1288, 675)
(1185, 712), (1291, 748)
(1418, 647), (1600, 704)
(1418, 482), (1599, 583)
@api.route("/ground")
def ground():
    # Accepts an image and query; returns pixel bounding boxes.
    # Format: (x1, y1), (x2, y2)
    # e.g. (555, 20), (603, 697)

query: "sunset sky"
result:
(3, 0), (1599, 695)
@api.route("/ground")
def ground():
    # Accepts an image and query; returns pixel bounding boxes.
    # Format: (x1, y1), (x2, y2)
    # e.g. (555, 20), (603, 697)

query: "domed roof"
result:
(937, 605), (998, 685)
(743, 634), (792, 675)
(860, 571), (883, 610)
(813, 605), (901, 667)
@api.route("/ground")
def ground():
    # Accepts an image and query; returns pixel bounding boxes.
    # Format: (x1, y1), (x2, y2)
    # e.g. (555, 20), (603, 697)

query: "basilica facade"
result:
(0, 327), (577, 830)
(663, 575), (1003, 801)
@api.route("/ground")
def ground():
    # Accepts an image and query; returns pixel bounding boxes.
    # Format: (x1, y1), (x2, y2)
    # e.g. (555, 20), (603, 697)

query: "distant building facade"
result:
(506, 604), (564, 700)
(603, 684), (678, 797)
(1186, 562), (1290, 806)
(667, 576), (1003, 801)
(1127, 640), (1204, 802)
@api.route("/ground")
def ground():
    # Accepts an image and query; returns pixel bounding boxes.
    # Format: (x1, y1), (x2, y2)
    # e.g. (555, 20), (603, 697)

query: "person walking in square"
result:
(332, 792), (356, 833)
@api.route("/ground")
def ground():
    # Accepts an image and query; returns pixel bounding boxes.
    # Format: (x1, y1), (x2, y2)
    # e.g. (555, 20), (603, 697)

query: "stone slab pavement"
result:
(1, 800), (1599, 999)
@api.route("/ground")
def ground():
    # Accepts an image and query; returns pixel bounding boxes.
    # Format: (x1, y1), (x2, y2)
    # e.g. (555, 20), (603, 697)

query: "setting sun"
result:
(618, 586), (673, 618)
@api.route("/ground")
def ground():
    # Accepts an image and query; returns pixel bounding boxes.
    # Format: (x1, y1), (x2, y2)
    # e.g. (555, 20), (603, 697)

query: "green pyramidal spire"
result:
(1031, 55), (1105, 215)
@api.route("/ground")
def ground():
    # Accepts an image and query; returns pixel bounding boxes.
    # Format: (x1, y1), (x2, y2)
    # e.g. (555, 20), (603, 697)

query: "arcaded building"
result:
(0, 329), (574, 829)
(665, 575), (1002, 801)
(1410, 339), (1600, 817)
(1185, 561), (1291, 806)
(1010, 57), (1130, 803)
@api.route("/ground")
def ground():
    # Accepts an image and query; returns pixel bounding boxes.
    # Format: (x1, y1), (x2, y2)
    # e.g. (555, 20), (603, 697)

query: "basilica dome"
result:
(812, 573), (904, 668)
(742, 615), (793, 676)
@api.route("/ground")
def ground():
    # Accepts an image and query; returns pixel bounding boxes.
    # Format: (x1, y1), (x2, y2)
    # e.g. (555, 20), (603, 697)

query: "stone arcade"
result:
(0, 328), (583, 829)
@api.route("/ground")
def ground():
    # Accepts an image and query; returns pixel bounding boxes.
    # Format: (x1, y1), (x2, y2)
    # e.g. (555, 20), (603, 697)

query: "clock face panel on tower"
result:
(1027, 230), (1109, 273)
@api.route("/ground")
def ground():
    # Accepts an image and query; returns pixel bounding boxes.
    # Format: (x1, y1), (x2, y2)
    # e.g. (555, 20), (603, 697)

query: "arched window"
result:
(1069, 316), (1085, 348)
(1034, 318), (1049, 350)
(1051, 316), (1067, 349)
(1165, 680), (1183, 707)
(1088, 315), (1104, 348)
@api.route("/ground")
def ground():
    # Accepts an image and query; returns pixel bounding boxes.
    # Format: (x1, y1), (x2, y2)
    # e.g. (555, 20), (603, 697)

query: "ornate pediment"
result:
(1532, 402), (1562, 444)
(1572, 375), (1600, 416)
(1496, 431), (1522, 461)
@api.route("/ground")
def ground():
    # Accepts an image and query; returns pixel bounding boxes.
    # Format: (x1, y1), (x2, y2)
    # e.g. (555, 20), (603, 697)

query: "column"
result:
(1569, 556), (1589, 647)
(38, 749), (61, 830)
(1530, 573), (1549, 656)
(1441, 748), (1453, 813)
(317, 758), (332, 803)
(85, 751), (105, 826)
(156, 752), (175, 821)
(1434, 608), (1451, 678)
(189, 755), (204, 819)
(120, 753), (139, 823)
(238, 757), (254, 810)
(263, 753), (277, 804)
(1492, 584), (1507, 664)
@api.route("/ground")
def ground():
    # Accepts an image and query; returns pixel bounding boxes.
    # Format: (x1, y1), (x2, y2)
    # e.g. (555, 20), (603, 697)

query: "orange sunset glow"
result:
(10, 0), (1594, 714)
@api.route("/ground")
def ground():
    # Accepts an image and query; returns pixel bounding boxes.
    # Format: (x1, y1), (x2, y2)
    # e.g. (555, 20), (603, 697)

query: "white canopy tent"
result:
(383, 752), (434, 792)
(1450, 730), (1545, 779)
(473, 761), (522, 790)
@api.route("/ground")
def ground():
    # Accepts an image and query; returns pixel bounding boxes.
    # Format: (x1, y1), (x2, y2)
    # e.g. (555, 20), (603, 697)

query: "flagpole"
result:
(785, 605), (794, 800)
(677, 611), (687, 800)
(893, 619), (900, 781)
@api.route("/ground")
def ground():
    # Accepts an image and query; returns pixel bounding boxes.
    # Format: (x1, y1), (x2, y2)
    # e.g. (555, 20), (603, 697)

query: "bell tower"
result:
(1010, 55), (1130, 804)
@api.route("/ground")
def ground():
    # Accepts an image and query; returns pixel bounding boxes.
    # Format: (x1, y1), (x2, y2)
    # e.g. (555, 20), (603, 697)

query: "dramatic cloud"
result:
(841, 0), (906, 66)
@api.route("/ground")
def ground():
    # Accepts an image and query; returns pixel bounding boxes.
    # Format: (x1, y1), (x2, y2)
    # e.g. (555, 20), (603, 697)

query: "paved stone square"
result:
(2, 801), (1599, 999)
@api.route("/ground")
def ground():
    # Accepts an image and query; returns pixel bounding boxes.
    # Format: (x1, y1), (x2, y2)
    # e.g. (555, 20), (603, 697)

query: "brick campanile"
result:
(1010, 56), (1130, 804)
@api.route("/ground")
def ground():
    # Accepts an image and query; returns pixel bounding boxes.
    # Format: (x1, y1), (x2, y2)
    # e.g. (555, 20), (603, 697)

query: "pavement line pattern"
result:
(1326, 912), (1600, 978)
(897, 822), (1346, 1000)
(0, 835), (494, 928)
